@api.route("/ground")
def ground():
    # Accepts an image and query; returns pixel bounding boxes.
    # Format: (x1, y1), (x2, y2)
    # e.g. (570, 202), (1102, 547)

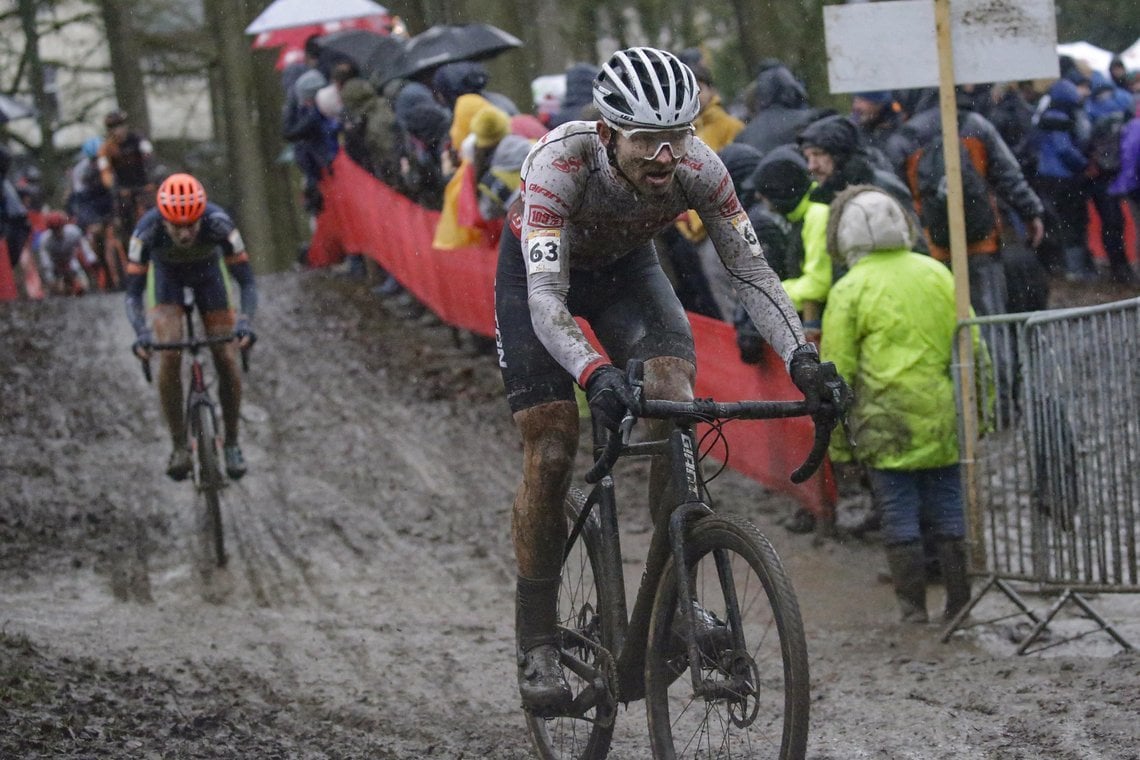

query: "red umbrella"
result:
(250, 14), (403, 70)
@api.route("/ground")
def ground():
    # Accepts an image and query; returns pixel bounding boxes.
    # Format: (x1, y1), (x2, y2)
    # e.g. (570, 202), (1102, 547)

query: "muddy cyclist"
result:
(125, 173), (258, 481)
(494, 46), (847, 716)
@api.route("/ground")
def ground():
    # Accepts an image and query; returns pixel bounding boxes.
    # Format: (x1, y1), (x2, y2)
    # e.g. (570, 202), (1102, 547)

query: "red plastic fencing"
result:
(309, 153), (837, 518)
(0, 242), (18, 301)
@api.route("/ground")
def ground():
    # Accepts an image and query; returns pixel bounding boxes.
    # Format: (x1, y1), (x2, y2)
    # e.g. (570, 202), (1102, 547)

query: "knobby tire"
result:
(195, 404), (226, 567)
(526, 488), (620, 760)
(644, 513), (809, 759)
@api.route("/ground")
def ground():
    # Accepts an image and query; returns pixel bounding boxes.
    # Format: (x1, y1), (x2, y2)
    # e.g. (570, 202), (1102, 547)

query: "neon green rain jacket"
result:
(822, 249), (966, 468)
(780, 194), (832, 312)
(820, 186), (984, 470)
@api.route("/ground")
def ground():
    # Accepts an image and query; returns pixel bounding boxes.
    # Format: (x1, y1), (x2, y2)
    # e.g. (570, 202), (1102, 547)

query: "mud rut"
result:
(1, 270), (1137, 759)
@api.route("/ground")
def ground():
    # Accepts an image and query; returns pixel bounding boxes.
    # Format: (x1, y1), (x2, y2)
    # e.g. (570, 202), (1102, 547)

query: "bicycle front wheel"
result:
(645, 513), (809, 759)
(525, 487), (619, 760)
(194, 404), (227, 567)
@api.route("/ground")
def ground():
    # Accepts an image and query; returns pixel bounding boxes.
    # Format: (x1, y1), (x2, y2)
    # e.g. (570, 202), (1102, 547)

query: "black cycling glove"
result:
(235, 316), (257, 347)
(132, 327), (154, 359)
(789, 345), (852, 416)
(584, 364), (637, 431)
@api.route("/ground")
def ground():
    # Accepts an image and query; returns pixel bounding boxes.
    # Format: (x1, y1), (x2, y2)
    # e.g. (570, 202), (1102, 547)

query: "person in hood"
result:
(746, 145), (832, 318)
(282, 69), (340, 215)
(821, 185), (981, 625)
(733, 60), (832, 154)
(850, 90), (904, 161)
(547, 63), (600, 127)
(797, 114), (912, 205)
(745, 145), (833, 535)
(1084, 71), (1136, 284)
(886, 88), (1044, 317)
(1029, 78), (1093, 280)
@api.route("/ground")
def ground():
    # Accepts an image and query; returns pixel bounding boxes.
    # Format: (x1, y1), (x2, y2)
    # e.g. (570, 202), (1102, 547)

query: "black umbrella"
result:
(317, 29), (406, 81)
(381, 23), (523, 85)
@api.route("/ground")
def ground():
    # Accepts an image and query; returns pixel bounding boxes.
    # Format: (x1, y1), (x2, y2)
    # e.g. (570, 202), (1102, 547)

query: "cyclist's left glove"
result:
(789, 344), (852, 417)
(132, 327), (154, 359)
(235, 316), (257, 347)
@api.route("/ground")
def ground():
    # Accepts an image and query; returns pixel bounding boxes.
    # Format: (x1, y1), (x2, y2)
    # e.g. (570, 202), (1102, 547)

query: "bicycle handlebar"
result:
(137, 334), (252, 383)
(584, 360), (842, 486)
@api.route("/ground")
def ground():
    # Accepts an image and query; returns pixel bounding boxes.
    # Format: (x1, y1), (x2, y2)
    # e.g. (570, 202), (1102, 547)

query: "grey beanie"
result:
(294, 69), (328, 103)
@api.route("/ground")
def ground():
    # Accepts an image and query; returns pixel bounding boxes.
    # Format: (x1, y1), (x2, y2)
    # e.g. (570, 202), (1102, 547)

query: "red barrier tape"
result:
(311, 153), (836, 518)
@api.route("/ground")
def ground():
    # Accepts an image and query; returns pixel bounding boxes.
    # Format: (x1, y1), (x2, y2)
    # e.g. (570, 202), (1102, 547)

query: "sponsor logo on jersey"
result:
(509, 206), (524, 237)
(717, 195), (743, 218)
(707, 173), (731, 204)
(527, 183), (568, 207)
(527, 205), (564, 229)
(551, 156), (584, 174)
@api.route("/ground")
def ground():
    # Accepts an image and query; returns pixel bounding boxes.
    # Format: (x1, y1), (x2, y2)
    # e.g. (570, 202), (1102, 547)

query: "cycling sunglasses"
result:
(606, 121), (695, 160)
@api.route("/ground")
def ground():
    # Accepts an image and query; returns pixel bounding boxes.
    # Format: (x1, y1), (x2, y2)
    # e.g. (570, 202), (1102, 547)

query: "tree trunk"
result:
(17, 0), (60, 203)
(204, 0), (280, 271)
(98, 0), (150, 135)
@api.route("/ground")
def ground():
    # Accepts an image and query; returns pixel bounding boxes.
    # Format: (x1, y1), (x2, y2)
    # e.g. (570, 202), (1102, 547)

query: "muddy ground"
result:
(1, 269), (1138, 759)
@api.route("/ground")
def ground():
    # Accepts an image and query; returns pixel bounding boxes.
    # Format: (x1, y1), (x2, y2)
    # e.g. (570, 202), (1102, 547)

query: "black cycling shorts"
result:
(149, 258), (234, 313)
(495, 229), (695, 413)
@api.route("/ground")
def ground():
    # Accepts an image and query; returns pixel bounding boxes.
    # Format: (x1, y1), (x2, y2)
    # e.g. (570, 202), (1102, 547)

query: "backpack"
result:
(915, 137), (995, 248)
(1089, 111), (1126, 175)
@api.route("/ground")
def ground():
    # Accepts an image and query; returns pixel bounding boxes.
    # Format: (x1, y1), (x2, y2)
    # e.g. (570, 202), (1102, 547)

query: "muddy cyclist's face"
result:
(600, 121), (693, 197)
(162, 219), (202, 248)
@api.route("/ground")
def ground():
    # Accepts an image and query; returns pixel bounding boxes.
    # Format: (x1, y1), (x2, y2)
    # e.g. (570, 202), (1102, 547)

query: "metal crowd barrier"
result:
(947, 297), (1140, 654)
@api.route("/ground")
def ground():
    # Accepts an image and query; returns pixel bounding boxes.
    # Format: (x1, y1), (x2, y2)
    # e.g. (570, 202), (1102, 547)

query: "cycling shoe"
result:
(166, 446), (193, 482)
(223, 444), (247, 480)
(518, 643), (573, 717)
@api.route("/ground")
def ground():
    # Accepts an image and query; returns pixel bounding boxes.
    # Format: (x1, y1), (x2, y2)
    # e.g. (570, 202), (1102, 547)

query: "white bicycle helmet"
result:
(593, 47), (701, 129)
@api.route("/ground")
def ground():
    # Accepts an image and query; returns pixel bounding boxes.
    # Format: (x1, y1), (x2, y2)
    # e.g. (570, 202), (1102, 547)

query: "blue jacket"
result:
(1030, 80), (1088, 180)
(1109, 118), (1140, 197)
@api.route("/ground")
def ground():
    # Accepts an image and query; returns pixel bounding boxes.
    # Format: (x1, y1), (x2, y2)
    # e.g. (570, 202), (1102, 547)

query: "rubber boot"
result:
(885, 542), (929, 623)
(516, 576), (572, 717)
(936, 538), (972, 622)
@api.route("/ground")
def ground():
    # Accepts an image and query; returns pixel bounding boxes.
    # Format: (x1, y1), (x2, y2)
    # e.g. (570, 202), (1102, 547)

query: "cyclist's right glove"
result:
(584, 363), (637, 431)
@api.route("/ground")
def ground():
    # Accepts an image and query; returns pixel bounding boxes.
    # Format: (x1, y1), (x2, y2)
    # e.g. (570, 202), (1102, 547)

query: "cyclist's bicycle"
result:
(139, 291), (248, 567)
(527, 360), (847, 760)
(91, 219), (128, 291)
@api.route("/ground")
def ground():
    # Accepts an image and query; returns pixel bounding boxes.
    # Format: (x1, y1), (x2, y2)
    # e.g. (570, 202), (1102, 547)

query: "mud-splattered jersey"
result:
(511, 120), (808, 383)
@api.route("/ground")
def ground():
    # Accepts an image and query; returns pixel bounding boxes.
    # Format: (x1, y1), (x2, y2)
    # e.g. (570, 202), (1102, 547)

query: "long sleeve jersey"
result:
(513, 121), (808, 383)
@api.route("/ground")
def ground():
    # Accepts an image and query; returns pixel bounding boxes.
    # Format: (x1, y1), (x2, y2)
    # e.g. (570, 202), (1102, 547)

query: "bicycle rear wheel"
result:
(525, 488), (619, 760)
(644, 513), (809, 759)
(194, 404), (227, 567)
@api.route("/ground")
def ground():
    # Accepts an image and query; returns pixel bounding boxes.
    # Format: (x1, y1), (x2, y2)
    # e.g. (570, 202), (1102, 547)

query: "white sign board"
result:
(824, 0), (1059, 93)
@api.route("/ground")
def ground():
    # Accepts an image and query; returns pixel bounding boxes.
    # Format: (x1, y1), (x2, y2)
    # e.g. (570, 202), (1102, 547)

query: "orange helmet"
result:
(45, 210), (68, 230)
(156, 173), (207, 224)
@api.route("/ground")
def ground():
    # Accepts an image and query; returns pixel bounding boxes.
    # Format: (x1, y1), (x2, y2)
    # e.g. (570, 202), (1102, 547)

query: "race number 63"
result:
(526, 230), (562, 274)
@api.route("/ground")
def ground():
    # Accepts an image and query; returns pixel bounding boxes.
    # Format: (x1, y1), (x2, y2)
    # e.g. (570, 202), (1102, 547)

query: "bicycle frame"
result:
(567, 417), (719, 703)
(142, 294), (236, 487)
(563, 360), (837, 705)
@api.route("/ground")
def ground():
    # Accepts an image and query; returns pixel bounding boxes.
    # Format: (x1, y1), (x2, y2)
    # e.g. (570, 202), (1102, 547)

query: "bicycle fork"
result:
(665, 428), (757, 706)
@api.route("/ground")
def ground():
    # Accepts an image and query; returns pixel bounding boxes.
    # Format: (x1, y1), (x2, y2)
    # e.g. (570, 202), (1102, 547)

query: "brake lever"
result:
(789, 372), (850, 484)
